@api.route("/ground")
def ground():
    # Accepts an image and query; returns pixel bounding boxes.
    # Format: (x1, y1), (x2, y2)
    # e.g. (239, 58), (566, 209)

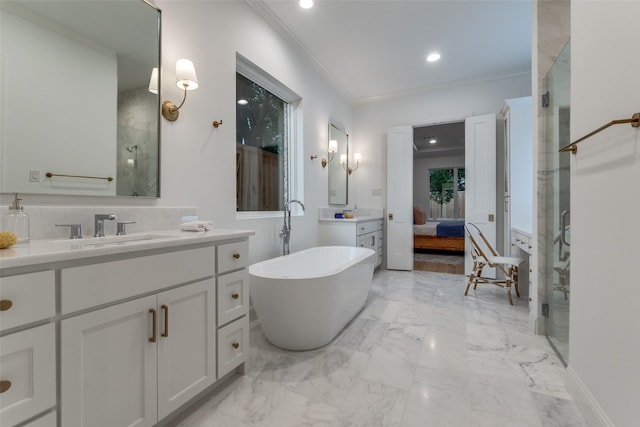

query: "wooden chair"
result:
(465, 222), (524, 305)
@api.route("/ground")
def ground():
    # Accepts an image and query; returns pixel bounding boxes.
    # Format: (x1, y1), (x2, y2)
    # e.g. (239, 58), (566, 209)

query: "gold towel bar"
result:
(560, 113), (640, 154)
(46, 172), (114, 182)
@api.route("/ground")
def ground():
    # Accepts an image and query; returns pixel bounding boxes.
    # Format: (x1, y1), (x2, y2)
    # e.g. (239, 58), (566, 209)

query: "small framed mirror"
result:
(328, 124), (348, 205)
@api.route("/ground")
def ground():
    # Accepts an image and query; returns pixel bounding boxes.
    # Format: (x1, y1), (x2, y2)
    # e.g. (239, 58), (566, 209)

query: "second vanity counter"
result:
(318, 215), (384, 267)
(0, 228), (254, 427)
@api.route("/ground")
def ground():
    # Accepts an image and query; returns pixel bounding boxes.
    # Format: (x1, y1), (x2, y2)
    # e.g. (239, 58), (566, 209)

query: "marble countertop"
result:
(0, 229), (255, 270)
(318, 216), (383, 223)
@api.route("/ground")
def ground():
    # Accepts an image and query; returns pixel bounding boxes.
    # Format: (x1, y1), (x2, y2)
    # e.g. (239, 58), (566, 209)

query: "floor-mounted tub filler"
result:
(249, 246), (376, 350)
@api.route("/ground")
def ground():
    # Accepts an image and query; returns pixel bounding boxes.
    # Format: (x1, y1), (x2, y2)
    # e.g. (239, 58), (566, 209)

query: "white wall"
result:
(352, 74), (532, 210)
(569, 1), (640, 425)
(156, 0), (355, 263)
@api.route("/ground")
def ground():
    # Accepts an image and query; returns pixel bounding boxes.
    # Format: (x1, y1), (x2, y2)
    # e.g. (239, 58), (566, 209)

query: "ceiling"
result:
(413, 121), (465, 159)
(251, 0), (533, 105)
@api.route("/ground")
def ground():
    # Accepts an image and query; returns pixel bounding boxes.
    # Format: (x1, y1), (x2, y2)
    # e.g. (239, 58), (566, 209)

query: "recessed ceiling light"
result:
(429, 138), (437, 144)
(299, 0), (314, 9)
(426, 53), (441, 63)
(237, 99), (248, 105)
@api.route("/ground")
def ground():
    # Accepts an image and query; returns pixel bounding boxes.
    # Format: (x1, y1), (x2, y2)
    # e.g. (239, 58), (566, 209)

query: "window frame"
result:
(235, 54), (304, 219)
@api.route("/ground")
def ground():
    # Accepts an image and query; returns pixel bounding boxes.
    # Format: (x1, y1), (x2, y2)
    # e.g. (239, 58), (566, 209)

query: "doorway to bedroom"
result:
(413, 121), (466, 273)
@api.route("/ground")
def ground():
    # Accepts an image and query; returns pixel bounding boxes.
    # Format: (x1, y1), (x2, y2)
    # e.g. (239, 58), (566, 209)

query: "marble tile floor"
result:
(175, 270), (589, 427)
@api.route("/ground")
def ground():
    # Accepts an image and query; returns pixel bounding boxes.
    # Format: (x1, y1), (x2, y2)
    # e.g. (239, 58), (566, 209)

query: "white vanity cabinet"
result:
(0, 229), (253, 427)
(319, 218), (383, 267)
(0, 271), (56, 427)
(511, 228), (534, 326)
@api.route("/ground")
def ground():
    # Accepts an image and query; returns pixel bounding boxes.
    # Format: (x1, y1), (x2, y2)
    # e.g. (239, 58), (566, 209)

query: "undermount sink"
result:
(54, 233), (172, 247)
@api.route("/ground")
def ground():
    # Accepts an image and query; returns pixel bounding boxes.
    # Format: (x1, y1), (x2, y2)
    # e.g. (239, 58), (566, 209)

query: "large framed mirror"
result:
(328, 124), (348, 205)
(0, 0), (161, 197)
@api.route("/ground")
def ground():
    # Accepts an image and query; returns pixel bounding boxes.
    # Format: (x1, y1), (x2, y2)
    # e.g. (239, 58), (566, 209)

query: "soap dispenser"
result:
(3, 193), (30, 244)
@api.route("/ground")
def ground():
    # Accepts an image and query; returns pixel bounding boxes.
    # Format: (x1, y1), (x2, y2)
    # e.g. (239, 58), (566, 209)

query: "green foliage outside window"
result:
(430, 169), (454, 206)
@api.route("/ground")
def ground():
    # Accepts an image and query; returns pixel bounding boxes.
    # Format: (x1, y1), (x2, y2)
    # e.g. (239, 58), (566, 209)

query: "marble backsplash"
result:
(1, 206), (197, 240)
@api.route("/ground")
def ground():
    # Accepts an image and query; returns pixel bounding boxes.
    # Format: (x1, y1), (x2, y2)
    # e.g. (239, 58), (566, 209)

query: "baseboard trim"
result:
(566, 365), (613, 427)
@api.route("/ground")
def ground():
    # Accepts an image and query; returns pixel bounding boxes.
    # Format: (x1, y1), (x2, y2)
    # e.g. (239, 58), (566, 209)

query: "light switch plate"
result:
(29, 169), (41, 182)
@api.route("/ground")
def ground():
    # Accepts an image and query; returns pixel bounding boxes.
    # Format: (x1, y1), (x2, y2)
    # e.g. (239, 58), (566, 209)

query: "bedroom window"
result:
(235, 54), (302, 215)
(429, 167), (465, 220)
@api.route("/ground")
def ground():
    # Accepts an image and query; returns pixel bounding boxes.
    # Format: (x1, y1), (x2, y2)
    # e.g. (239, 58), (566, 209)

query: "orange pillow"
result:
(413, 207), (426, 225)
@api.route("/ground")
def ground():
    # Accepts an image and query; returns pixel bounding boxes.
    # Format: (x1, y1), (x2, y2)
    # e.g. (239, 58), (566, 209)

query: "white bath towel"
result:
(180, 220), (214, 232)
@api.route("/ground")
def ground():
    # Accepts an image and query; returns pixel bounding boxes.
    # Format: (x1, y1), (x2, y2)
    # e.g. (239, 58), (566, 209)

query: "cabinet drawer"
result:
(511, 230), (532, 255)
(0, 324), (56, 427)
(217, 270), (249, 326)
(0, 271), (55, 332)
(61, 246), (215, 314)
(217, 316), (249, 378)
(217, 240), (248, 274)
(361, 220), (383, 235)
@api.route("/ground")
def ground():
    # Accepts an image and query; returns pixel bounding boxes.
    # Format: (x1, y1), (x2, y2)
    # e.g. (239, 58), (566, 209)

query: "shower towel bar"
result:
(46, 172), (114, 182)
(560, 112), (639, 154)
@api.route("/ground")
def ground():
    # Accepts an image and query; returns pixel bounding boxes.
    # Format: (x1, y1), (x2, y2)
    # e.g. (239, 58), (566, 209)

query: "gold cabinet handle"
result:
(0, 299), (13, 311)
(232, 342), (240, 349)
(149, 309), (157, 343)
(232, 253), (240, 259)
(161, 304), (169, 338)
(231, 292), (240, 300)
(0, 380), (11, 393)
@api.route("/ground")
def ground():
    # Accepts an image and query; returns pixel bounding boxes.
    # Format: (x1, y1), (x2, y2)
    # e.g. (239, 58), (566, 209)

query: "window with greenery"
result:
(235, 54), (302, 216)
(236, 73), (288, 212)
(429, 167), (465, 219)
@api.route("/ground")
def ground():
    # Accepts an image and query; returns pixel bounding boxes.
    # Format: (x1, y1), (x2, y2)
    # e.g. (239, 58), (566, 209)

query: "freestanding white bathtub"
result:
(249, 246), (376, 350)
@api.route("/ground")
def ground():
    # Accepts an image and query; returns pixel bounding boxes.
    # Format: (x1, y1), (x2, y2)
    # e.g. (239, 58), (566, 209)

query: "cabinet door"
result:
(0, 324), (55, 427)
(61, 296), (158, 427)
(157, 279), (216, 421)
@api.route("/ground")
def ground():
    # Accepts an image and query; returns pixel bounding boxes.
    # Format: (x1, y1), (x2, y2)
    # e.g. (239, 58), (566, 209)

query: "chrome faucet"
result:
(94, 214), (117, 237)
(280, 199), (305, 255)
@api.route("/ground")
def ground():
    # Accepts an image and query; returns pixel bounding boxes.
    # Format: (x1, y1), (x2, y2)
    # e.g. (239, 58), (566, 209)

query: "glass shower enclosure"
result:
(542, 41), (571, 365)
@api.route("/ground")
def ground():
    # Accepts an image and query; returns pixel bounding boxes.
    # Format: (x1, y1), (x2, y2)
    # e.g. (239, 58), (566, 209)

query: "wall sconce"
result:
(162, 59), (199, 121)
(322, 139), (338, 168)
(341, 153), (361, 175)
(148, 68), (159, 94)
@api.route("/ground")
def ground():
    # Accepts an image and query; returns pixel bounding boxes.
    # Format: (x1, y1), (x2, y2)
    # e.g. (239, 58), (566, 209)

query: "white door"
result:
(465, 113), (497, 275)
(61, 296), (158, 427)
(386, 125), (414, 270)
(157, 279), (216, 420)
